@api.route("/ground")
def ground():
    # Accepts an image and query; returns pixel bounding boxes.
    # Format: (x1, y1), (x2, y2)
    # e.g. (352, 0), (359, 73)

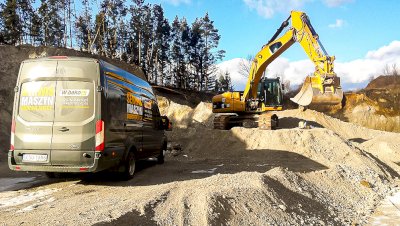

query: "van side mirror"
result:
(281, 84), (285, 91)
(161, 116), (172, 131)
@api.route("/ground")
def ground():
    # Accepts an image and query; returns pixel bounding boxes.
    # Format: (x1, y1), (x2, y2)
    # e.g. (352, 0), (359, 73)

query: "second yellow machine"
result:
(212, 10), (343, 130)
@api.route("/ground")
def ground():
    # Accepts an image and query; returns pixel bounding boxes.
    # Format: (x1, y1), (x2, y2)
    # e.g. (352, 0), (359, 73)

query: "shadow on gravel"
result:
(278, 117), (324, 129)
(93, 209), (157, 226)
(262, 176), (334, 223)
(78, 149), (328, 187)
(348, 138), (369, 143)
(361, 151), (400, 179)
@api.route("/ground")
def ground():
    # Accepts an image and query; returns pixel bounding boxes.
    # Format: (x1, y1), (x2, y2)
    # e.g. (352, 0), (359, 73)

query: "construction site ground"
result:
(0, 46), (399, 225)
(1, 94), (399, 225)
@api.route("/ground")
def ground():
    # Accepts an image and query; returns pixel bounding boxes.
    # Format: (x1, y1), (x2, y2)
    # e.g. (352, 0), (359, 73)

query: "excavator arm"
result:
(243, 10), (342, 106)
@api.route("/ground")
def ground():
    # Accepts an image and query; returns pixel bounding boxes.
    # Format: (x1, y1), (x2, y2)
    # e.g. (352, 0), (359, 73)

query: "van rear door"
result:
(51, 80), (96, 166)
(14, 80), (56, 165)
(14, 59), (98, 167)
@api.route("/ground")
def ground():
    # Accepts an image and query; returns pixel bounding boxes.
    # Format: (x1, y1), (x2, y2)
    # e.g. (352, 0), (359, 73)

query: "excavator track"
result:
(213, 115), (231, 130)
(213, 114), (279, 130)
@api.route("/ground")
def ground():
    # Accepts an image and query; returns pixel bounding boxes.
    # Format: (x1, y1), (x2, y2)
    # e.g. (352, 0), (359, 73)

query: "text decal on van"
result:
(127, 92), (143, 120)
(143, 100), (153, 120)
(60, 89), (90, 109)
(20, 87), (55, 111)
(60, 89), (90, 97)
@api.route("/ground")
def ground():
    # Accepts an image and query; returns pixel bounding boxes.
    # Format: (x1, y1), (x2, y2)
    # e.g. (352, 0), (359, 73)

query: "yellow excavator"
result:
(212, 10), (343, 130)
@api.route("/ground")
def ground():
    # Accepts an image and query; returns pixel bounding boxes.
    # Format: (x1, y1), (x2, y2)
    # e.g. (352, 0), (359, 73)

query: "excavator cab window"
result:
(269, 42), (282, 54)
(259, 79), (283, 106)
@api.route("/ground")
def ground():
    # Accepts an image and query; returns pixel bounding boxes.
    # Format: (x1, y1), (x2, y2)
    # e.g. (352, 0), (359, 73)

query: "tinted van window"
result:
(54, 81), (95, 122)
(18, 81), (56, 122)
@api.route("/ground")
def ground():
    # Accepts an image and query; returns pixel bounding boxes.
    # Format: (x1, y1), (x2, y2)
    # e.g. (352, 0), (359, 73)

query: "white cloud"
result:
(366, 40), (400, 61)
(323, 0), (354, 7)
(243, 0), (354, 18)
(217, 58), (248, 89)
(218, 40), (400, 90)
(243, 0), (307, 19)
(162, 0), (191, 6)
(329, 19), (345, 28)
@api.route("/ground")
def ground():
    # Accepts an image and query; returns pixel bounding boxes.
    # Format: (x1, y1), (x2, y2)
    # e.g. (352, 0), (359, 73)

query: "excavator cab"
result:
(257, 78), (283, 107)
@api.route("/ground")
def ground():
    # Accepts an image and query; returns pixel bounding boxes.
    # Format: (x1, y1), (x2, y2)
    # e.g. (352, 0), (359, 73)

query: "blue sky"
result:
(148, 0), (399, 62)
(147, 0), (400, 90)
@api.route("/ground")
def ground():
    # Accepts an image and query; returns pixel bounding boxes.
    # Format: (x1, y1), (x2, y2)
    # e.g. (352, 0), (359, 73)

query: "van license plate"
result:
(22, 154), (48, 162)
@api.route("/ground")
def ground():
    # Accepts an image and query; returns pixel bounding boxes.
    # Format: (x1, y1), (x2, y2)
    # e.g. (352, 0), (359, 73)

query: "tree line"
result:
(0, 0), (233, 92)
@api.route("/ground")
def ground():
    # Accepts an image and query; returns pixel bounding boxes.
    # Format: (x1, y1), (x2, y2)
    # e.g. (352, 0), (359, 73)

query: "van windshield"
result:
(18, 81), (94, 122)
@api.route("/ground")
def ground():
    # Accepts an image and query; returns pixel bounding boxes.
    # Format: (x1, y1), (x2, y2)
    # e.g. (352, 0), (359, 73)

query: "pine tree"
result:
(75, 0), (94, 52)
(30, 8), (41, 45)
(189, 18), (204, 90)
(140, 4), (154, 79)
(170, 16), (191, 88)
(199, 13), (224, 91)
(17, 0), (35, 44)
(93, 11), (107, 56)
(0, 2), (5, 43)
(1, 0), (21, 45)
(38, 0), (64, 47)
(216, 70), (233, 92)
(127, 1), (143, 65)
(100, 0), (127, 58)
(152, 4), (170, 85)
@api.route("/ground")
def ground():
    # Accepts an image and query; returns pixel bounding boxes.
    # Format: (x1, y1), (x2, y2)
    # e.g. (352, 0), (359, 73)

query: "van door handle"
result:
(59, 127), (69, 132)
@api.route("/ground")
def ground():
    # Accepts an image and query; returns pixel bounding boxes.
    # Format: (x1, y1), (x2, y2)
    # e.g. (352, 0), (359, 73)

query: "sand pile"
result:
(157, 96), (214, 128)
(159, 98), (400, 225)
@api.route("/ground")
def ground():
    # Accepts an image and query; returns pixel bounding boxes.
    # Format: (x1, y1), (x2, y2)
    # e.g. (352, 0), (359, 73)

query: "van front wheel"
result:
(122, 152), (136, 180)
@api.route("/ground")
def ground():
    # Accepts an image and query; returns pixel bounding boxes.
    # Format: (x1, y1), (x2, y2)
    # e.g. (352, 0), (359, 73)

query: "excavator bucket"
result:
(290, 76), (343, 106)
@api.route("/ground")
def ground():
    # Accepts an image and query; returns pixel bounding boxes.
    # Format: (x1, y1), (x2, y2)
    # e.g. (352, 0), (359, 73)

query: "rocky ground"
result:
(1, 96), (399, 225)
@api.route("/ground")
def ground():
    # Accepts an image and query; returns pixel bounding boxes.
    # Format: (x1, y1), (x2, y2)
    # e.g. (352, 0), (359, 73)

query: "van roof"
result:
(22, 56), (99, 63)
(21, 56), (154, 95)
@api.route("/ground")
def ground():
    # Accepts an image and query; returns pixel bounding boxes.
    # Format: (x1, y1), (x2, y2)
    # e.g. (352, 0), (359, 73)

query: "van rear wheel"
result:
(45, 172), (56, 178)
(157, 147), (165, 164)
(122, 152), (136, 180)
(45, 172), (66, 179)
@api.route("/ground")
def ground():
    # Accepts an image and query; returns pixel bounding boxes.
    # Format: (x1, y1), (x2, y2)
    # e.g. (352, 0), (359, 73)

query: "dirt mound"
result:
(366, 75), (400, 90)
(332, 92), (400, 132)
(154, 97), (400, 225)
(157, 96), (214, 128)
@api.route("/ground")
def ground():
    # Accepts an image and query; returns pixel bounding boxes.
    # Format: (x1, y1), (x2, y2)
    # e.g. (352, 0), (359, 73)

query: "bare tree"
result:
(382, 63), (399, 76)
(238, 54), (253, 78)
(382, 63), (391, 76)
(391, 63), (399, 76)
(273, 73), (291, 93)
